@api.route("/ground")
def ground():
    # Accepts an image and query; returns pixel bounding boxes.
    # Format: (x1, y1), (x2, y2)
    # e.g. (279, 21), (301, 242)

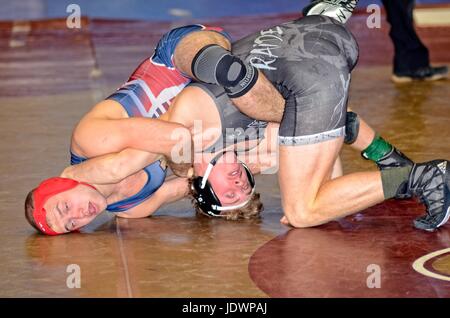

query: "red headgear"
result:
(32, 177), (96, 235)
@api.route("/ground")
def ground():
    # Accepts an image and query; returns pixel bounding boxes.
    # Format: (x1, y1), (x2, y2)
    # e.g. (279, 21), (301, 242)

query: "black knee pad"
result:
(344, 111), (360, 144)
(192, 44), (258, 98)
(192, 44), (230, 84)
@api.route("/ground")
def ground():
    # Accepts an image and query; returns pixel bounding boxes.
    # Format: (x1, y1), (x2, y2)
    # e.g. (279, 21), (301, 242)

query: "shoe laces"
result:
(411, 163), (444, 216)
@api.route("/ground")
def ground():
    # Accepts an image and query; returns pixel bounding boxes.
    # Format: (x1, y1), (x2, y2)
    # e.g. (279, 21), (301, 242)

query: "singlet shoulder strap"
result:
(70, 151), (87, 165)
(188, 82), (230, 120)
(106, 161), (167, 213)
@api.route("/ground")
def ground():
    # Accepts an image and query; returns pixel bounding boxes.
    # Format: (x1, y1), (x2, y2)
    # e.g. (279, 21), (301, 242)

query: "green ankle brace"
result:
(362, 135), (393, 162)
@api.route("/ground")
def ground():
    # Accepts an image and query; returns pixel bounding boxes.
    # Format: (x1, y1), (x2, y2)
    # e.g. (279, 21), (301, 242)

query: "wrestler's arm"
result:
(61, 149), (160, 184)
(115, 175), (190, 218)
(162, 86), (210, 177)
(73, 102), (192, 159)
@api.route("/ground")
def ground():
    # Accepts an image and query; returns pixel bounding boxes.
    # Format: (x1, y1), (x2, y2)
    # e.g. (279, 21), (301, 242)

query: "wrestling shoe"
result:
(302, 0), (359, 24)
(392, 65), (448, 83)
(376, 147), (414, 170)
(406, 160), (450, 231)
(376, 148), (414, 199)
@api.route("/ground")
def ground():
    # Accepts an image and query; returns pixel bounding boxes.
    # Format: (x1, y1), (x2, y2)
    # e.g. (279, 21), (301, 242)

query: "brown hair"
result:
(188, 177), (263, 221)
(24, 189), (40, 232)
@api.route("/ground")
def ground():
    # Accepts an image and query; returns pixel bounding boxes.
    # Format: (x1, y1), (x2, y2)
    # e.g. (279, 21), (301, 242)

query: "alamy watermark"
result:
(169, 120), (279, 175)
(66, 264), (81, 289)
(366, 4), (382, 29)
(366, 264), (381, 289)
(66, 4), (81, 29)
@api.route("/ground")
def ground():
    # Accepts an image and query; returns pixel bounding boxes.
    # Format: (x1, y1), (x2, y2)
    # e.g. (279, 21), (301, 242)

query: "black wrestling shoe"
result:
(376, 148), (414, 170)
(392, 65), (448, 83)
(302, 0), (359, 24)
(376, 148), (415, 199)
(406, 160), (450, 232)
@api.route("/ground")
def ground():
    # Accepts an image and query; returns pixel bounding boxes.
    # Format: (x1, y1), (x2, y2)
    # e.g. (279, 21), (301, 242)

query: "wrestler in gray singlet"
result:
(189, 83), (268, 153)
(230, 15), (359, 145)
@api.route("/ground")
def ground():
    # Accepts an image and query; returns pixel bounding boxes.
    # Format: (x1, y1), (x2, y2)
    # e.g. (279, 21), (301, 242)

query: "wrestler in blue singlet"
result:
(70, 25), (230, 212)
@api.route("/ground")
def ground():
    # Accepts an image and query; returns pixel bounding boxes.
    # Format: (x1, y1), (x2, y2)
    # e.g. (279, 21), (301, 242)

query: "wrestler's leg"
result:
(174, 0), (361, 122)
(274, 61), (391, 227)
(173, 31), (285, 123)
(302, 1), (413, 169)
(303, 0), (359, 24)
(273, 18), (448, 230)
(279, 138), (386, 228)
(279, 135), (450, 231)
(332, 156), (343, 179)
(345, 110), (414, 180)
(271, 15), (401, 227)
(280, 153), (343, 225)
(275, 62), (391, 226)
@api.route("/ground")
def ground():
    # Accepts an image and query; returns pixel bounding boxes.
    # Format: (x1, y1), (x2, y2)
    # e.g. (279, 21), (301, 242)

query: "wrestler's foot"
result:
(392, 65), (448, 83)
(376, 148), (414, 199)
(407, 160), (450, 231)
(360, 133), (415, 198)
(302, 0), (359, 24)
(376, 148), (414, 170)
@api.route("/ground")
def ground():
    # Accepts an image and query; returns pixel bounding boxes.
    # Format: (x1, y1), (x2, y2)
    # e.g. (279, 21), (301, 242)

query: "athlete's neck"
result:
(104, 170), (148, 205)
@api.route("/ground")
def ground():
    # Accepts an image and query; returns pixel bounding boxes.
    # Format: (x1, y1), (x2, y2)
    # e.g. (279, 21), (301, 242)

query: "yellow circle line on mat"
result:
(412, 248), (450, 282)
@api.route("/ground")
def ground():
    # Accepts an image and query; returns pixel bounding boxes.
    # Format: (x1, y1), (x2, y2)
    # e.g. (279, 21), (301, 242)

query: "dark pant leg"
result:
(381, 0), (429, 73)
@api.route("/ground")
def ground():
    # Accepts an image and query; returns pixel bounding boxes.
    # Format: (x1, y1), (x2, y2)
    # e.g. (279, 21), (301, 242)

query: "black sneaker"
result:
(407, 160), (450, 231)
(302, 0), (359, 24)
(392, 65), (448, 83)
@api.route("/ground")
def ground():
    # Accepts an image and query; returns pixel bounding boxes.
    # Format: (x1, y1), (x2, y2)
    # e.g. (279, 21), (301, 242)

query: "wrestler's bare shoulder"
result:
(82, 99), (129, 120)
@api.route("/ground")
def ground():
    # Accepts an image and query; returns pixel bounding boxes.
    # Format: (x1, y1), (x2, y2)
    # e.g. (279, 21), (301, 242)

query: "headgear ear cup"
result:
(192, 176), (222, 216)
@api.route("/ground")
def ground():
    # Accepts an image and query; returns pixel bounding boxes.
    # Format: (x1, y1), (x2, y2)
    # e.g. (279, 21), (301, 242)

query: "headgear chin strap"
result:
(192, 151), (255, 217)
(32, 177), (96, 236)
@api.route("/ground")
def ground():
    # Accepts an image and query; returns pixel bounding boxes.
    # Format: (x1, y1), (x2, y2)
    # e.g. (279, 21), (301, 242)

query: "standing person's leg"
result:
(381, 0), (448, 82)
(381, 0), (428, 74)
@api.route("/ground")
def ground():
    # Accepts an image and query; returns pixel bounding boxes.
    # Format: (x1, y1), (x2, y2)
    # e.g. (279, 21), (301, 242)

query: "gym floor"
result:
(0, 2), (449, 297)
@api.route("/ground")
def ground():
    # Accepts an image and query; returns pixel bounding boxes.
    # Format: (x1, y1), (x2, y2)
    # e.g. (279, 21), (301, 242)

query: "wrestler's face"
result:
(43, 184), (107, 233)
(207, 152), (253, 207)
